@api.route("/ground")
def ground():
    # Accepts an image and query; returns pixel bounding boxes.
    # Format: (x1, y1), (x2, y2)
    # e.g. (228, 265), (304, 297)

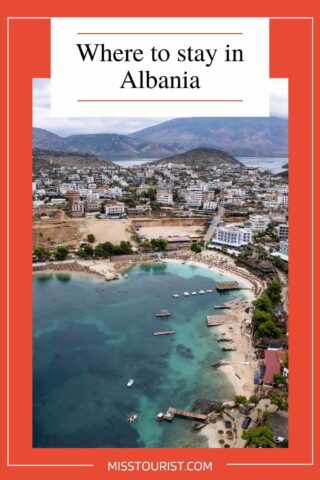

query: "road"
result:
(204, 205), (225, 243)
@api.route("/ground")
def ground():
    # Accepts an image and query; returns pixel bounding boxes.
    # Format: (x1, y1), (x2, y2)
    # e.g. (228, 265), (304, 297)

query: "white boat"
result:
(183, 292), (190, 296)
(173, 294), (180, 298)
(199, 290), (205, 295)
(124, 274), (128, 278)
(206, 289), (213, 293)
(127, 378), (134, 387)
(156, 412), (164, 422)
(128, 413), (138, 424)
(191, 291), (197, 295)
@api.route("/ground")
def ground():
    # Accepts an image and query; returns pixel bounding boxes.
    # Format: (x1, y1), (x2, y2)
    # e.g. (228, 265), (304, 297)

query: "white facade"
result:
(185, 188), (203, 208)
(203, 201), (217, 212)
(213, 225), (253, 247)
(105, 201), (125, 217)
(108, 187), (123, 198)
(156, 190), (173, 205)
(279, 240), (289, 260)
(249, 214), (271, 232)
(277, 195), (288, 207)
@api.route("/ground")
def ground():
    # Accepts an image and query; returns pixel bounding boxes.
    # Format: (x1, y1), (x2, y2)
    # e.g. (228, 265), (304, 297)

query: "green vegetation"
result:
(256, 320), (282, 339)
(94, 241), (133, 258)
(54, 246), (69, 261)
(150, 238), (168, 251)
(270, 390), (288, 411)
(271, 255), (288, 274)
(252, 280), (283, 340)
(76, 243), (94, 258)
(87, 233), (95, 243)
(234, 395), (249, 406)
(242, 425), (275, 448)
(34, 246), (50, 262)
(190, 243), (202, 254)
(265, 280), (282, 306)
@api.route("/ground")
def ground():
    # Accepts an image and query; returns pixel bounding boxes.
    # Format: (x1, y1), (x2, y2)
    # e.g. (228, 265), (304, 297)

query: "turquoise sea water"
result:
(33, 263), (240, 448)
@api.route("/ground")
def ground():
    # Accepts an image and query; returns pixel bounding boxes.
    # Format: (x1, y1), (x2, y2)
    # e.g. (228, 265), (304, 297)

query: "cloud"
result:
(33, 78), (288, 136)
(269, 78), (288, 118)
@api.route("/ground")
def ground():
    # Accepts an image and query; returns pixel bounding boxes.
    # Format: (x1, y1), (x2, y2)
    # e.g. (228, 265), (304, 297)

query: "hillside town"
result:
(32, 151), (289, 448)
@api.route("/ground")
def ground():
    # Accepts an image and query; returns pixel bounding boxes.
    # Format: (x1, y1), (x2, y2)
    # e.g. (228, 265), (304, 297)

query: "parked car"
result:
(274, 436), (285, 444)
(224, 421), (232, 429)
(242, 416), (252, 430)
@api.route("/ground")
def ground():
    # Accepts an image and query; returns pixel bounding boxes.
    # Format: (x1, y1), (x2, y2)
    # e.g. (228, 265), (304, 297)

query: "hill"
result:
(33, 128), (182, 160)
(151, 147), (241, 168)
(32, 148), (115, 171)
(131, 117), (288, 157)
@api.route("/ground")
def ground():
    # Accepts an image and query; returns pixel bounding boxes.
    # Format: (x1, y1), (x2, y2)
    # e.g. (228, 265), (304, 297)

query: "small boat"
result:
(206, 289), (213, 293)
(156, 412), (164, 422)
(183, 292), (190, 296)
(127, 378), (134, 387)
(123, 274), (128, 278)
(191, 291), (197, 295)
(173, 294), (179, 298)
(199, 290), (205, 295)
(128, 413), (138, 424)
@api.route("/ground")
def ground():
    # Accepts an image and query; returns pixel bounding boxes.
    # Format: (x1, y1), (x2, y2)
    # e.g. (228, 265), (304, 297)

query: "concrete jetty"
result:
(206, 315), (236, 326)
(163, 407), (207, 422)
(153, 330), (176, 336)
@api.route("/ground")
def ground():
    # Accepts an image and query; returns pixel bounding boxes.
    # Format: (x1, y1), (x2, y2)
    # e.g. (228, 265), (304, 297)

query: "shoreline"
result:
(33, 252), (260, 448)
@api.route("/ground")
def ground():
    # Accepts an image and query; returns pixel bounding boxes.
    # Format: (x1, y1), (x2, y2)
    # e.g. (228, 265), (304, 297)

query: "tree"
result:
(234, 395), (248, 406)
(34, 246), (50, 262)
(266, 280), (282, 306)
(253, 294), (273, 314)
(54, 246), (69, 261)
(146, 188), (157, 201)
(270, 391), (288, 411)
(87, 233), (95, 243)
(119, 241), (132, 254)
(190, 243), (202, 254)
(150, 238), (168, 251)
(256, 320), (282, 339)
(77, 243), (94, 257)
(273, 373), (285, 387)
(253, 308), (272, 326)
(94, 242), (114, 258)
(242, 425), (275, 448)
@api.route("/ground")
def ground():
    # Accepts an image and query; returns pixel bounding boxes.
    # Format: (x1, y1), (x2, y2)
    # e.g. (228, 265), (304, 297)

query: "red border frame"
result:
(0, 4), (319, 480)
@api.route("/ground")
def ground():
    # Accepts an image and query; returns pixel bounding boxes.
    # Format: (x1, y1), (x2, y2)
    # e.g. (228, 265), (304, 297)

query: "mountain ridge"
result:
(131, 117), (288, 157)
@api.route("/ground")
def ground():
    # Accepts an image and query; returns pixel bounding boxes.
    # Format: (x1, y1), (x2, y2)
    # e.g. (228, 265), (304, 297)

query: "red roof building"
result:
(263, 349), (284, 385)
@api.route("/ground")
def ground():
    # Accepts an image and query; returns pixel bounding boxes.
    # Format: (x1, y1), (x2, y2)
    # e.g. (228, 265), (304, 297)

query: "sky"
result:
(33, 78), (288, 137)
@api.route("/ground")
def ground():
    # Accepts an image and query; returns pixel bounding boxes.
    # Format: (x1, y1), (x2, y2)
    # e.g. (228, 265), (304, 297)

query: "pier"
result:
(207, 314), (236, 326)
(163, 407), (207, 422)
(216, 281), (241, 291)
(156, 309), (171, 317)
(153, 330), (176, 336)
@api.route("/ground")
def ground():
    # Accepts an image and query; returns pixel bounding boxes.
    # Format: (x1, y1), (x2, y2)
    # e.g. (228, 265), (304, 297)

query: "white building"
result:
(105, 201), (125, 217)
(156, 190), (173, 205)
(203, 201), (217, 213)
(185, 187), (203, 208)
(278, 224), (289, 241)
(249, 214), (271, 232)
(279, 240), (289, 261)
(213, 225), (253, 248)
(108, 186), (123, 198)
(277, 195), (288, 207)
